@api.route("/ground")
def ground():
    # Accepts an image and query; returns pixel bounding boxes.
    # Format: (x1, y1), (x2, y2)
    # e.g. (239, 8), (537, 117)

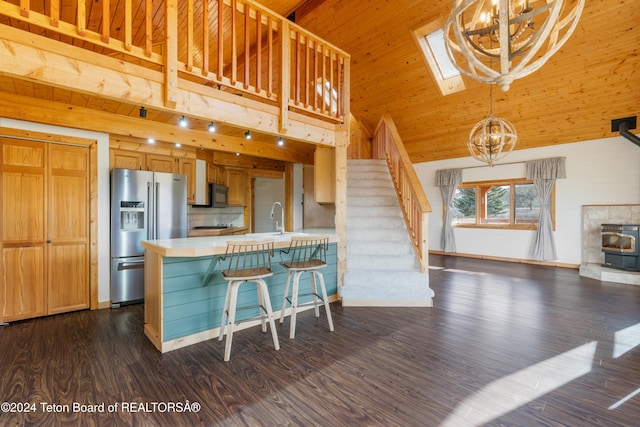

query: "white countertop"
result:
(141, 228), (338, 257)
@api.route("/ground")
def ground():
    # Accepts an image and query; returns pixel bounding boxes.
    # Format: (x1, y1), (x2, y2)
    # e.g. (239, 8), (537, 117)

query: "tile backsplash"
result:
(188, 206), (244, 228)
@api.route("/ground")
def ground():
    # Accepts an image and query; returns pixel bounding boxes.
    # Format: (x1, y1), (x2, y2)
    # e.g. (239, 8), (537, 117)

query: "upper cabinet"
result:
(314, 146), (335, 204)
(109, 141), (197, 204)
(225, 167), (246, 206)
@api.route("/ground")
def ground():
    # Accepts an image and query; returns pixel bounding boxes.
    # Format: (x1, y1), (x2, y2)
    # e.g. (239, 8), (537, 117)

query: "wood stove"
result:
(601, 224), (640, 271)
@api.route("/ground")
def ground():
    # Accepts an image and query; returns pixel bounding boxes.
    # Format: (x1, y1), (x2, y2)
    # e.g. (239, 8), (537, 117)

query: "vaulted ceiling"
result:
(0, 0), (638, 163)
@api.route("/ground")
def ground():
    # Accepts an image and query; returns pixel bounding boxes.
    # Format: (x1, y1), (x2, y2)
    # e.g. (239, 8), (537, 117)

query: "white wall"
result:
(1, 118), (111, 303)
(415, 135), (640, 265)
(254, 177), (286, 232)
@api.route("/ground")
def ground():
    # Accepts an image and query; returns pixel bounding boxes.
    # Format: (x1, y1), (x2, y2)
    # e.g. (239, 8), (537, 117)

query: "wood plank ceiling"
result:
(0, 0), (638, 163)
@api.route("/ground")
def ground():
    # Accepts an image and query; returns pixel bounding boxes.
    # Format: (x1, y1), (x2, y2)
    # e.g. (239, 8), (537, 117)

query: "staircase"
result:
(341, 159), (434, 307)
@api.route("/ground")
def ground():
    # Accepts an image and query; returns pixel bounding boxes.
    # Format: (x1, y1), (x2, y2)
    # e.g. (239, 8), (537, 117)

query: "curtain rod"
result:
(460, 160), (526, 170)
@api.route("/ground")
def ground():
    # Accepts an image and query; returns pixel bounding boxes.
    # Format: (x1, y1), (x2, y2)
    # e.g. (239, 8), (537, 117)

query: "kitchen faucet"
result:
(270, 201), (285, 234)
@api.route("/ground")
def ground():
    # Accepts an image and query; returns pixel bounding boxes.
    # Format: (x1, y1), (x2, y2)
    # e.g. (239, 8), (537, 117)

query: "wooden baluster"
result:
(231, 0), (237, 85)
(295, 31), (301, 105)
(329, 49), (335, 117)
(304, 36), (310, 108)
(145, 0), (152, 56)
(102, 0), (110, 43)
(321, 44), (327, 115)
(243, 3), (251, 89)
(124, 0), (132, 51)
(202, 0), (209, 76)
(185, 0), (193, 71)
(50, 0), (59, 27)
(19, 0), (29, 17)
(218, 0), (224, 80)
(256, 10), (262, 93)
(267, 16), (273, 97)
(77, 0), (85, 36)
(313, 40), (318, 110)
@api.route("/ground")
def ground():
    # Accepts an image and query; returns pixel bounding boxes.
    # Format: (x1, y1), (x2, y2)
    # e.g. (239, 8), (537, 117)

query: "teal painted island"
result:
(140, 231), (339, 352)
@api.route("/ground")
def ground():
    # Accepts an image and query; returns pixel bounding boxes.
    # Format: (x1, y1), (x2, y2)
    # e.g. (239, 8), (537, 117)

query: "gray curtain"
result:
(436, 168), (462, 252)
(526, 157), (566, 261)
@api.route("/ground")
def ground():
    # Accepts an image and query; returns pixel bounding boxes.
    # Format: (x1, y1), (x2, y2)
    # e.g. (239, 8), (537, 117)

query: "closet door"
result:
(1, 139), (47, 322)
(47, 143), (89, 314)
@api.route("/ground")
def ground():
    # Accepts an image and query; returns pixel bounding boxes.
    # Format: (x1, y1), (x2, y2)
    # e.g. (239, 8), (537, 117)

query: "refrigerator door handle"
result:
(147, 181), (153, 240)
(154, 182), (160, 240)
(117, 260), (146, 270)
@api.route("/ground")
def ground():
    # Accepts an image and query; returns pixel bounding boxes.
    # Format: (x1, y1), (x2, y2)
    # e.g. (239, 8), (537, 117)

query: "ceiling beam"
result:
(0, 92), (315, 164)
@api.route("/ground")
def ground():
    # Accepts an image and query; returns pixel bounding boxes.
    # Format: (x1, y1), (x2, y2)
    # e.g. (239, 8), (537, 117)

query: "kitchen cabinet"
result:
(1, 138), (89, 322)
(225, 167), (246, 206)
(314, 146), (335, 204)
(110, 148), (145, 170)
(110, 149), (197, 204)
(209, 163), (226, 185)
(146, 154), (177, 173)
(179, 158), (196, 204)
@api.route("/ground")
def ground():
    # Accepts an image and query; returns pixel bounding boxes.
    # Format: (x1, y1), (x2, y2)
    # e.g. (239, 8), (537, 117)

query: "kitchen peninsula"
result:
(141, 231), (339, 352)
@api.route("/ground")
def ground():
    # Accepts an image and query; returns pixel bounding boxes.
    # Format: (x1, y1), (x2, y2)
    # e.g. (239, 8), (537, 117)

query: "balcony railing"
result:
(374, 113), (432, 272)
(0, 0), (349, 127)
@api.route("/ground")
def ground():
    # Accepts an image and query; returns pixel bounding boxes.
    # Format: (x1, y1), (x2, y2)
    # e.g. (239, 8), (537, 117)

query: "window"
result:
(412, 24), (465, 96)
(451, 179), (554, 230)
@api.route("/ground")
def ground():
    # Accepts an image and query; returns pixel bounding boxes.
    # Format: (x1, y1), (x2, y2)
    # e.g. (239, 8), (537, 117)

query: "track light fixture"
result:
(245, 130), (251, 140)
(277, 137), (284, 146)
(208, 122), (216, 133)
(139, 106), (147, 118)
(178, 116), (187, 128)
(147, 138), (155, 144)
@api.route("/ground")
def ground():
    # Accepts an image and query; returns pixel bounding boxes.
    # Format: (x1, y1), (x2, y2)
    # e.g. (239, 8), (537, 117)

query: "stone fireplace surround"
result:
(580, 204), (640, 285)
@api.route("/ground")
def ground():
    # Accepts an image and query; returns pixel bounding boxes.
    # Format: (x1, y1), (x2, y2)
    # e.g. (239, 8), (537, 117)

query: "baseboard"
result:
(341, 298), (433, 308)
(429, 250), (579, 269)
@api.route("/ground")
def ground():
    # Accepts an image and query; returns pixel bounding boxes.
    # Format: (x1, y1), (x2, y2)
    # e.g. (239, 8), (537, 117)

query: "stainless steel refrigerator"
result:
(110, 168), (187, 307)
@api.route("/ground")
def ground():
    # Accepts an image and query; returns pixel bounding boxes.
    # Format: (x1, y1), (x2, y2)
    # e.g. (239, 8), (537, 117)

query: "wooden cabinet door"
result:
(314, 146), (335, 203)
(146, 154), (177, 173)
(1, 139), (47, 321)
(110, 149), (144, 170)
(0, 139), (90, 322)
(47, 144), (89, 314)
(226, 167), (246, 206)
(179, 158), (196, 204)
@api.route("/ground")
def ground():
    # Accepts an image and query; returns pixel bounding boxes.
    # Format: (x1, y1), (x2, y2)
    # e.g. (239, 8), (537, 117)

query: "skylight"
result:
(412, 23), (465, 96)
(425, 29), (460, 80)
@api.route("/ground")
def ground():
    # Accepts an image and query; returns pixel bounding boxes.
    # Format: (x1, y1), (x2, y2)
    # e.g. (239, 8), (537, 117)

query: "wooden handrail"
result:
(0, 0), (350, 126)
(374, 113), (432, 272)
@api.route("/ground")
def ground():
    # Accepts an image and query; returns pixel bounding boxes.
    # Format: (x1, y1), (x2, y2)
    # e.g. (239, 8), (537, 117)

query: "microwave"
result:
(194, 183), (229, 208)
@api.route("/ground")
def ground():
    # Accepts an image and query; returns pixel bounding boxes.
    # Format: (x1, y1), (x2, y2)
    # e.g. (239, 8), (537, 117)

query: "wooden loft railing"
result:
(0, 0), (350, 129)
(373, 113), (432, 272)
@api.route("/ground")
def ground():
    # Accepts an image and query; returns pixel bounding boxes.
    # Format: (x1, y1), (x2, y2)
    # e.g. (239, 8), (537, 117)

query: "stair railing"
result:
(373, 113), (432, 272)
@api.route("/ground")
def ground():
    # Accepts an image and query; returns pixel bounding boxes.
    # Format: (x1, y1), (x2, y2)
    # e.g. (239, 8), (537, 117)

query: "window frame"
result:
(451, 178), (556, 231)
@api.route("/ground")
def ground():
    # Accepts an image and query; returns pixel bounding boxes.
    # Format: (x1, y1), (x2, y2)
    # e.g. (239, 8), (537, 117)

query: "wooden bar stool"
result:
(218, 238), (280, 362)
(279, 235), (334, 339)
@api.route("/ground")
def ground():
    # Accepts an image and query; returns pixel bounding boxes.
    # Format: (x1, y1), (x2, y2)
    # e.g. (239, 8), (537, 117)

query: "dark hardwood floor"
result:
(2, 254), (640, 426)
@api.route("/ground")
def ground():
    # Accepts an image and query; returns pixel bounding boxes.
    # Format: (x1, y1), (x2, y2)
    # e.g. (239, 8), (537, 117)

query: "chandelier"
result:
(444, 0), (584, 91)
(467, 85), (517, 166)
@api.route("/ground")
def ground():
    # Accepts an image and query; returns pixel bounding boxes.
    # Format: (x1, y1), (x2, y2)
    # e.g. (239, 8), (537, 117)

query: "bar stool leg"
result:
(316, 272), (334, 332)
(223, 282), (241, 362)
(257, 279), (280, 351)
(289, 271), (302, 339)
(310, 271), (320, 318)
(255, 280), (267, 333)
(280, 270), (293, 324)
(219, 280), (234, 342)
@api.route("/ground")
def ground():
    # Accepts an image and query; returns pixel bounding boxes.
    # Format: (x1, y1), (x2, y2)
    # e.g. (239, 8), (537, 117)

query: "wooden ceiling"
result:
(0, 0), (638, 163)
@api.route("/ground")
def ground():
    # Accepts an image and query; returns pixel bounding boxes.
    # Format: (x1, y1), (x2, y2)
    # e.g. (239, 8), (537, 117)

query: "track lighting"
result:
(277, 137), (284, 146)
(245, 130), (251, 140)
(147, 138), (155, 144)
(178, 116), (187, 128)
(208, 122), (216, 133)
(139, 106), (147, 118)
(176, 143), (182, 148)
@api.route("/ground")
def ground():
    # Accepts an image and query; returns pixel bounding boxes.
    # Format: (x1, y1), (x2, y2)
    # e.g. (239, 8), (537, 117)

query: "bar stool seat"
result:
(279, 235), (334, 339)
(218, 238), (280, 361)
